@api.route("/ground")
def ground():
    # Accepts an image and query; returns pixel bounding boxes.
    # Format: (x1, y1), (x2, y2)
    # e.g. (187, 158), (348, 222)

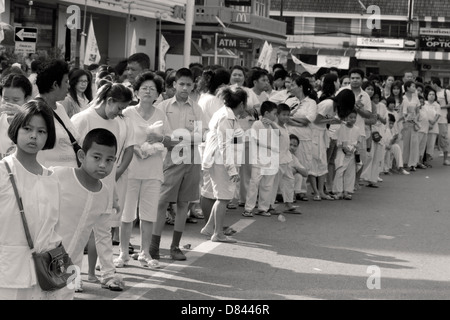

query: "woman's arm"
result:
(115, 145), (134, 181)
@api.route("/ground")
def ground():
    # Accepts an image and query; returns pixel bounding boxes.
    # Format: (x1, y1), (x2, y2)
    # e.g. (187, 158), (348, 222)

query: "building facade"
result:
(0, 0), (187, 70)
(270, 0), (450, 85)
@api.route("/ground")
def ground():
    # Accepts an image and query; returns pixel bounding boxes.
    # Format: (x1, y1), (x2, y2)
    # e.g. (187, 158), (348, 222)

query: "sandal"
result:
(75, 280), (83, 293)
(255, 210), (271, 217)
(165, 216), (175, 225)
(101, 275), (124, 292)
(313, 195), (322, 201)
(223, 227), (237, 236)
(190, 209), (204, 219)
(138, 253), (161, 269)
(186, 217), (198, 224)
(113, 256), (130, 268)
(321, 194), (335, 201)
(242, 211), (254, 217)
(344, 194), (353, 200)
(226, 203), (238, 210)
(296, 193), (309, 201)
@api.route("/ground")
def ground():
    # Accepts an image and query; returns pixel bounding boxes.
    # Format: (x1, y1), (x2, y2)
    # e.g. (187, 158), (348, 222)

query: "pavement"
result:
(74, 150), (450, 302)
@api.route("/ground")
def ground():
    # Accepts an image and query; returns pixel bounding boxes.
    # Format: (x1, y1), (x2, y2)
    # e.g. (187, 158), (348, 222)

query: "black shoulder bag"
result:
(5, 161), (74, 292)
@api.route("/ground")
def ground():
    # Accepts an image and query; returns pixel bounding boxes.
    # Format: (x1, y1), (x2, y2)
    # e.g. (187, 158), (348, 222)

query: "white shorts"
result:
(208, 165), (236, 200)
(122, 179), (162, 223)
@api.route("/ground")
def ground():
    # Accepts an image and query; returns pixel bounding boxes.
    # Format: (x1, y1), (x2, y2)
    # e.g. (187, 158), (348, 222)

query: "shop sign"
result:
(420, 28), (450, 36)
(420, 36), (450, 51)
(14, 27), (37, 55)
(218, 36), (253, 50)
(356, 37), (404, 48)
(232, 12), (251, 24)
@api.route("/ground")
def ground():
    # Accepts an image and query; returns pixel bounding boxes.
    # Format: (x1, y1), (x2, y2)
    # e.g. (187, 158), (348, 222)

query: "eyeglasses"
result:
(140, 86), (157, 92)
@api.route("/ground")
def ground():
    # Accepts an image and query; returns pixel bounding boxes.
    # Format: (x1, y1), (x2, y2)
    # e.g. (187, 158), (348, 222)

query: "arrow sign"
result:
(15, 27), (37, 43)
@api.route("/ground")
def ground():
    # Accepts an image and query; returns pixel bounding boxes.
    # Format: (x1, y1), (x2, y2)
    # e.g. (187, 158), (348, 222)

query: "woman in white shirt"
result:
(424, 87), (441, 165)
(117, 72), (171, 269)
(287, 76), (318, 201)
(201, 87), (247, 243)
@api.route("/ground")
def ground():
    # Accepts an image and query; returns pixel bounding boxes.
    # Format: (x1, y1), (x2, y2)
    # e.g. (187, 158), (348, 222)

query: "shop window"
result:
(314, 18), (351, 37)
(371, 20), (407, 38)
(12, 1), (56, 52)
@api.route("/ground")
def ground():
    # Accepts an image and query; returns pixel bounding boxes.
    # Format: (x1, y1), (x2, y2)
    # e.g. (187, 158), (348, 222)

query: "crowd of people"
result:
(0, 51), (449, 300)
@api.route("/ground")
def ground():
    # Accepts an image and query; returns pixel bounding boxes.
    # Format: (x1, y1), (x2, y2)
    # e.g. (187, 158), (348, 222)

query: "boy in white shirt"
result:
(243, 101), (280, 217)
(55, 128), (121, 298)
(333, 110), (360, 200)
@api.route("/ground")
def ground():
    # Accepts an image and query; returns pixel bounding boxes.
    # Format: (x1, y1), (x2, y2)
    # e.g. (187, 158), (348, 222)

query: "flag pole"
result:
(79, 0), (88, 68)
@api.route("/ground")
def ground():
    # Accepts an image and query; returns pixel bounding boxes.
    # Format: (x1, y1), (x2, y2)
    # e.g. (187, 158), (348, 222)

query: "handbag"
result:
(371, 130), (382, 143)
(5, 161), (74, 292)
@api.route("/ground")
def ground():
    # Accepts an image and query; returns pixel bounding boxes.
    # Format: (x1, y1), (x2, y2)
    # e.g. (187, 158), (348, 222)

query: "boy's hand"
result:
(261, 117), (273, 126)
(230, 174), (240, 183)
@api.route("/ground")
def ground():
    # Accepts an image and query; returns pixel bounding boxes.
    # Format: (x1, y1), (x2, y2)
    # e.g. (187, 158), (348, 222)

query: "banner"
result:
(0, 0), (5, 14)
(317, 55), (350, 69)
(262, 43), (273, 71)
(84, 16), (101, 66)
(130, 28), (137, 56)
(159, 34), (170, 71)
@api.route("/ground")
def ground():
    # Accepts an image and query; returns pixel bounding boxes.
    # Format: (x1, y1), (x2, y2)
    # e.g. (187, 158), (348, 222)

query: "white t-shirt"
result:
(123, 106), (170, 181)
(37, 102), (80, 168)
(198, 92), (224, 127)
(435, 89), (450, 124)
(314, 99), (336, 131)
(424, 101), (440, 134)
(53, 166), (110, 268)
(0, 114), (15, 160)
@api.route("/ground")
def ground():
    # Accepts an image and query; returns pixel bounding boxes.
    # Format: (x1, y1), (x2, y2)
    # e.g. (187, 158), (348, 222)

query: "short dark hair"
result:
(272, 63), (284, 72)
(36, 59), (69, 94)
(207, 68), (230, 95)
(30, 60), (42, 73)
(289, 134), (299, 144)
(333, 89), (356, 119)
(348, 68), (365, 80)
(127, 53), (150, 70)
(273, 69), (288, 82)
(133, 71), (164, 94)
(404, 80), (415, 90)
(388, 113), (396, 123)
(8, 99), (56, 150)
(0, 73), (33, 98)
(82, 128), (117, 154)
(386, 96), (396, 106)
(424, 86), (437, 101)
(260, 100), (277, 116)
(431, 77), (441, 88)
(175, 68), (194, 81)
(277, 103), (291, 114)
(248, 69), (268, 88)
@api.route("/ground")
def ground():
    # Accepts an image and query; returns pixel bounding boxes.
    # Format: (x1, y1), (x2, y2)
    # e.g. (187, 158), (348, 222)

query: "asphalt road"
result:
(75, 153), (450, 302)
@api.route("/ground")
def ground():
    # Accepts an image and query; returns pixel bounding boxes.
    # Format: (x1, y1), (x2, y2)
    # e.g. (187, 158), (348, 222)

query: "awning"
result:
(202, 48), (239, 59)
(355, 49), (416, 62)
(417, 51), (450, 61)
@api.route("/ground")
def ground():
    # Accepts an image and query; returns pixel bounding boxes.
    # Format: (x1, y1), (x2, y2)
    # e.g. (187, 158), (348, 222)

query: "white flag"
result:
(262, 44), (273, 71)
(159, 34), (170, 71)
(0, 0), (5, 14)
(84, 16), (101, 66)
(130, 28), (137, 56)
(257, 41), (270, 67)
(291, 54), (321, 74)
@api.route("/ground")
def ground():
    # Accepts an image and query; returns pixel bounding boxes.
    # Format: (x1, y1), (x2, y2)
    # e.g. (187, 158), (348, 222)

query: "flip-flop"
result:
(284, 209), (302, 214)
(211, 235), (237, 243)
(223, 227), (237, 236)
(226, 203), (238, 209)
(321, 195), (335, 201)
(101, 276), (124, 292)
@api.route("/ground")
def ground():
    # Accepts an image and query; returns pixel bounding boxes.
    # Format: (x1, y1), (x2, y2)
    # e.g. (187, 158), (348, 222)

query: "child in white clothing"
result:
(55, 128), (119, 297)
(243, 101), (280, 217)
(333, 110), (360, 200)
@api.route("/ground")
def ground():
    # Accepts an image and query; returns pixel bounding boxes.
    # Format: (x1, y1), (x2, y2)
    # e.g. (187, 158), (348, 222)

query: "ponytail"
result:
(95, 82), (133, 104)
